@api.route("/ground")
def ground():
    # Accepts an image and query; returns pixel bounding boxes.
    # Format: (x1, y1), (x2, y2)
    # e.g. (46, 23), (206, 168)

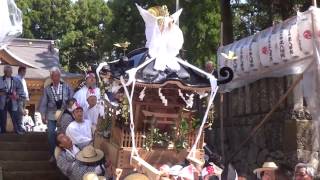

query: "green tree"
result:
(16, 0), (75, 39)
(180, 0), (221, 66)
(59, 0), (112, 72)
(231, 0), (314, 40)
(107, 0), (221, 67)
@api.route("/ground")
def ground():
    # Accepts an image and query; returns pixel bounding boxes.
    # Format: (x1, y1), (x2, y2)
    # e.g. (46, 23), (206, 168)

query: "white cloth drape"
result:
(136, 4), (183, 71)
(0, 0), (22, 45)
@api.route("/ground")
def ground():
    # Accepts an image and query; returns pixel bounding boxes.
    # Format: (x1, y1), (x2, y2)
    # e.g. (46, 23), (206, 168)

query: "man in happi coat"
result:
(74, 72), (101, 109)
(38, 67), (74, 162)
(0, 65), (26, 134)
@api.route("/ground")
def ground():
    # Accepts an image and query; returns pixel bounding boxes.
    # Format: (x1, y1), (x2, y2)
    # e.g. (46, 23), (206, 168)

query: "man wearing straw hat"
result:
(56, 133), (106, 180)
(253, 162), (278, 180)
(83, 172), (106, 180)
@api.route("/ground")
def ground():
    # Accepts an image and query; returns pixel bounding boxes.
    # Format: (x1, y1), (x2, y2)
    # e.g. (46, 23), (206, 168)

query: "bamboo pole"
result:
(227, 61), (314, 163)
(313, 0), (317, 7)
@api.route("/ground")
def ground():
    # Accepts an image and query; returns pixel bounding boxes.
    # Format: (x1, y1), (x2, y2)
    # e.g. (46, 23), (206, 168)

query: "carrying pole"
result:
(227, 61), (314, 163)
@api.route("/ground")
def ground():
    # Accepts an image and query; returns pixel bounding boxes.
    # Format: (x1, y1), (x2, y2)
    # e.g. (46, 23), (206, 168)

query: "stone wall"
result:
(208, 75), (319, 178)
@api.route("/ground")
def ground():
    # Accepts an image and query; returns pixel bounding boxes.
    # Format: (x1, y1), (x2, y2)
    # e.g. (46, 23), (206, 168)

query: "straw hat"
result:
(123, 173), (149, 180)
(83, 172), (106, 180)
(253, 162), (278, 178)
(76, 145), (104, 163)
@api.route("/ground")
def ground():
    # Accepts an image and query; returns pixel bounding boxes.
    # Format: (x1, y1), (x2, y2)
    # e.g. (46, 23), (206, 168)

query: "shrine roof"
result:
(0, 38), (82, 79)
(3, 38), (59, 69)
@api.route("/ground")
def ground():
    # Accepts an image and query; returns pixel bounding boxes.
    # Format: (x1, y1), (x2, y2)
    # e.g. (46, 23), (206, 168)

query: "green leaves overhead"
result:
(16, 0), (221, 72)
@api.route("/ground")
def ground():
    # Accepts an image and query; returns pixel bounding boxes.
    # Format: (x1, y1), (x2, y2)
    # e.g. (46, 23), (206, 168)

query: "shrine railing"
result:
(111, 127), (204, 149)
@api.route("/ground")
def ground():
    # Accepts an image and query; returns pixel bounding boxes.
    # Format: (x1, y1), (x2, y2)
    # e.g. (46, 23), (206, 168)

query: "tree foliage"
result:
(16, 0), (315, 72)
(59, 0), (112, 72)
(16, 0), (74, 39)
(179, 0), (220, 66)
(106, 0), (221, 67)
(231, 0), (315, 40)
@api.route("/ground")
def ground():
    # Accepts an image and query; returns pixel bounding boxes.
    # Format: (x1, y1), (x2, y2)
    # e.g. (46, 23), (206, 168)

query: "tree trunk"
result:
(220, 0), (233, 45)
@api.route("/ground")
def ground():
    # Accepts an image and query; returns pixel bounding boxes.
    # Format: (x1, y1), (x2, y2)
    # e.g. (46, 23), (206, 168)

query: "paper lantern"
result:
(271, 33), (281, 64)
(248, 41), (261, 71)
(288, 24), (303, 59)
(259, 36), (272, 67)
(227, 44), (237, 72)
(313, 8), (320, 47)
(297, 12), (313, 55)
(242, 44), (250, 73)
(279, 28), (290, 61)
(234, 45), (242, 75)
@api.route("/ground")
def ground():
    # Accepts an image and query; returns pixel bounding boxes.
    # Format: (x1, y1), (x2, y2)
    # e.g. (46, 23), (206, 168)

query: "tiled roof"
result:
(0, 38), (82, 79)
(0, 65), (80, 79)
(5, 38), (59, 69)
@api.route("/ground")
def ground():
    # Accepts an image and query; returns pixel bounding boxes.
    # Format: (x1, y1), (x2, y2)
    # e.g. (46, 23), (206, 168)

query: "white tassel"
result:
(178, 89), (194, 108)
(185, 93), (194, 109)
(139, 87), (146, 101)
(159, 88), (168, 106)
(197, 91), (208, 99)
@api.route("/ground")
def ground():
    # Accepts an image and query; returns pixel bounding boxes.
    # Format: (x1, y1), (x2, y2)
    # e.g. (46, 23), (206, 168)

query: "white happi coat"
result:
(73, 86), (100, 109)
(66, 119), (92, 146)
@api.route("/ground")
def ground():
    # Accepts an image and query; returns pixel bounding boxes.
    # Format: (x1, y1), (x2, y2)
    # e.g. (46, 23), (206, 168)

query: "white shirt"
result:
(16, 75), (29, 100)
(84, 103), (104, 126)
(73, 86), (100, 109)
(5, 77), (11, 92)
(65, 145), (80, 158)
(66, 119), (92, 145)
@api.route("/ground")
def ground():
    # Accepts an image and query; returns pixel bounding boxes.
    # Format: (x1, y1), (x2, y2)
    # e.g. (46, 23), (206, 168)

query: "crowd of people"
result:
(0, 65), (318, 180)
(37, 66), (109, 179)
(0, 65), (29, 134)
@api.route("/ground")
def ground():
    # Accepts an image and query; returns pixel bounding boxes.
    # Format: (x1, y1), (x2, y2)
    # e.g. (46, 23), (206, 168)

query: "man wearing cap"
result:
(84, 88), (104, 134)
(56, 133), (105, 180)
(74, 72), (101, 110)
(66, 105), (92, 149)
(253, 162), (278, 180)
(38, 67), (74, 162)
